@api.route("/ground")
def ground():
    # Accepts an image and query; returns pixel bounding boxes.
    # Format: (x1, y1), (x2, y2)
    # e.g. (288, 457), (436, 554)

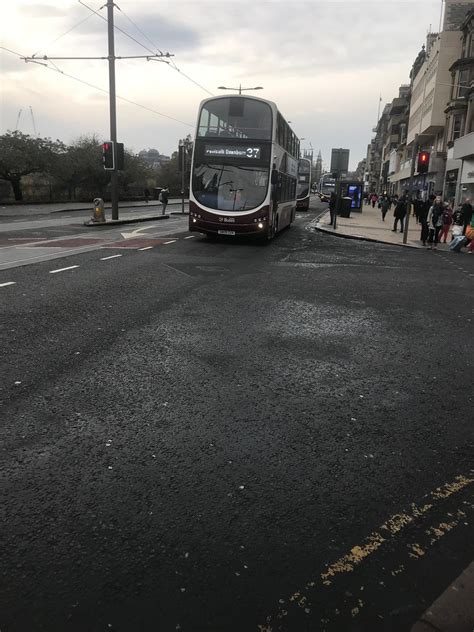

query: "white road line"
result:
(184, 236), (196, 239)
(100, 254), (123, 260)
(49, 265), (79, 274)
(138, 246), (153, 251)
(0, 281), (16, 287)
(164, 240), (177, 245)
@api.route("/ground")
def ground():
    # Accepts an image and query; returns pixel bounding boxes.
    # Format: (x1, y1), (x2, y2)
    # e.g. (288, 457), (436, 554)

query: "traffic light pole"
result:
(180, 140), (185, 215)
(107, 0), (119, 221)
(21, 4), (173, 222)
(403, 133), (418, 245)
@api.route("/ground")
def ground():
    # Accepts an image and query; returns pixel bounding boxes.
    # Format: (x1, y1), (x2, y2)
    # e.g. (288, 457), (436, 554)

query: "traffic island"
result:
(84, 214), (170, 227)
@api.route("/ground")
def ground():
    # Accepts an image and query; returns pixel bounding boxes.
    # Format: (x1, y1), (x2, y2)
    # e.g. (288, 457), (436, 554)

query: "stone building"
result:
(444, 7), (474, 203)
(370, 0), (473, 198)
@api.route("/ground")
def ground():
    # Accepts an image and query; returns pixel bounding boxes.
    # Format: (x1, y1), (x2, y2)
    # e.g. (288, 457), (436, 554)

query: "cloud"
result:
(2, 1), (444, 168)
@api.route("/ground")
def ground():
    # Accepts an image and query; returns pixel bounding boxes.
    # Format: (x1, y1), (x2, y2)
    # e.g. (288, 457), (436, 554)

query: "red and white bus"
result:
(296, 157), (311, 211)
(189, 95), (299, 240)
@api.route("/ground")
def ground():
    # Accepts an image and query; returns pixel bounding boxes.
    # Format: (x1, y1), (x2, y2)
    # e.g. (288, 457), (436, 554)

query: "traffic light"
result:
(102, 141), (115, 170)
(417, 151), (430, 174)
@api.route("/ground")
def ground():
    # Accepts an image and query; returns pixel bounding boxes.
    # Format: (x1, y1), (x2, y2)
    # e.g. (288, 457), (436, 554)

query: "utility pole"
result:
(403, 133), (418, 245)
(107, 0), (118, 220)
(21, 4), (173, 221)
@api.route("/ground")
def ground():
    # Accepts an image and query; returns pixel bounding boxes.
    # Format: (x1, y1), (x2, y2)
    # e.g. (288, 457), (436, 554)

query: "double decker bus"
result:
(189, 95), (299, 239)
(296, 157), (311, 211)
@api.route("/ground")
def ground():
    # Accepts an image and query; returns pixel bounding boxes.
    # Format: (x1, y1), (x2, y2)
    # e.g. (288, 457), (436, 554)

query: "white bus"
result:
(189, 95), (299, 240)
(296, 157), (311, 211)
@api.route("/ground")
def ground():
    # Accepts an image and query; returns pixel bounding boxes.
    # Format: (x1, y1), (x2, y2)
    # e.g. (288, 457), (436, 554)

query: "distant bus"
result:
(189, 95), (299, 240)
(296, 158), (311, 211)
(320, 176), (336, 195)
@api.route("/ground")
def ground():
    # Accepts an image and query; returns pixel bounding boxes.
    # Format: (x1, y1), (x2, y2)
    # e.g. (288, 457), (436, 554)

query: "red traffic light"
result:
(102, 141), (115, 170)
(417, 151), (430, 174)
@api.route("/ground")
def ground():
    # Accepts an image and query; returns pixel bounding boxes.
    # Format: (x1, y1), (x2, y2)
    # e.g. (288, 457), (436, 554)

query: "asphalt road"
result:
(1, 201), (473, 632)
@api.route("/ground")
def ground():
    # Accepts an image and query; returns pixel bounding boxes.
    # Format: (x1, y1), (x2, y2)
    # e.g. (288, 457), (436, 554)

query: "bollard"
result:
(92, 197), (105, 223)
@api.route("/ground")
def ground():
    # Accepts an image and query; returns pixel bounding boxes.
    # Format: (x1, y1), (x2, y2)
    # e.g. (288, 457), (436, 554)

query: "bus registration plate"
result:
(218, 229), (235, 235)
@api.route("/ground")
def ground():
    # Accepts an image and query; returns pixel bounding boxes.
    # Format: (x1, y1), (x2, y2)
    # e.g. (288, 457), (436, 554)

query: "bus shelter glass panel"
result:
(193, 163), (269, 211)
(197, 97), (272, 140)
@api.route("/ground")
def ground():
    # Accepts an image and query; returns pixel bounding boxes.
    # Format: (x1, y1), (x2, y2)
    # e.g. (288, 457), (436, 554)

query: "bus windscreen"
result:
(192, 162), (269, 211)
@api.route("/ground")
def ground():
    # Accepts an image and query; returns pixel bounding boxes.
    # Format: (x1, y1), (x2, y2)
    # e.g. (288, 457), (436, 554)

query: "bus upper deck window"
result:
(229, 98), (245, 118)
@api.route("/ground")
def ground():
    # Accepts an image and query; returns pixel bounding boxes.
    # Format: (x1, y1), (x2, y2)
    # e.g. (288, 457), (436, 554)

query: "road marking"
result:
(161, 262), (192, 278)
(121, 224), (158, 239)
(0, 281), (16, 287)
(0, 245), (104, 269)
(164, 240), (177, 245)
(259, 473), (474, 630)
(138, 246), (153, 251)
(100, 254), (123, 260)
(184, 235), (195, 239)
(49, 265), (79, 274)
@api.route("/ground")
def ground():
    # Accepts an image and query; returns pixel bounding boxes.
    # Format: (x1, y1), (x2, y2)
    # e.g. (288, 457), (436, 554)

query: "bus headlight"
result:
(258, 223), (264, 229)
(192, 218), (197, 223)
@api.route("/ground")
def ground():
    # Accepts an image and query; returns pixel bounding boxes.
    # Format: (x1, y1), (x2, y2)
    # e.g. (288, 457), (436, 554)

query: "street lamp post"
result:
(218, 85), (263, 94)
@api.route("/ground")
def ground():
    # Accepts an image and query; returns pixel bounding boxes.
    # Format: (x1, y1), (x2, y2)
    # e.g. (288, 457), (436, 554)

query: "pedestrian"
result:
(451, 204), (464, 240)
(461, 198), (473, 235)
(160, 186), (169, 215)
(419, 194), (434, 246)
(370, 192), (378, 208)
(466, 213), (474, 253)
(426, 195), (444, 249)
(144, 187), (150, 204)
(380, 195), (391, 221)
(328, 191), (337, 225)
(392, 195), (407, 233)
(438, 202), (453, 244)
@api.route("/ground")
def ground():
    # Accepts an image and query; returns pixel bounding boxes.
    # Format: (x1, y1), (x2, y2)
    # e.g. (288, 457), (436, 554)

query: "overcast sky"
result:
(1, 1), (444, 170)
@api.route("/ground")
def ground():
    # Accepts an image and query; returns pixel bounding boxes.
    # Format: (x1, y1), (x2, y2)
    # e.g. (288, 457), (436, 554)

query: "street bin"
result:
(92, 197), (105, 222)
(339, 196), (352, 218)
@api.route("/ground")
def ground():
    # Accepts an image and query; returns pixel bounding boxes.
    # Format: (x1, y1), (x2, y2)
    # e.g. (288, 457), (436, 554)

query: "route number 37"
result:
(246, 147), (260, 159)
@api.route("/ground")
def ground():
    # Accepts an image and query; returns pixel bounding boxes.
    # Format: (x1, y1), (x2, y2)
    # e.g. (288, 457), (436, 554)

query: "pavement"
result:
(315, 201), (470, 253)
(411, 562), (474, 632)
(0, 198), (187, 218)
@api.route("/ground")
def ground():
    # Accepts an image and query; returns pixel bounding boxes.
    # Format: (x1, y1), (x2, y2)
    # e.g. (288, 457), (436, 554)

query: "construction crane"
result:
(15, 108), (23, 131)
(29, 106), (37, 136)
(14, 106), (39, 136)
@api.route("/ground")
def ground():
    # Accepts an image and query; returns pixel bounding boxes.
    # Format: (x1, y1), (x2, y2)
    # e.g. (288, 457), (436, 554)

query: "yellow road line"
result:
(259, 472), (474, 631)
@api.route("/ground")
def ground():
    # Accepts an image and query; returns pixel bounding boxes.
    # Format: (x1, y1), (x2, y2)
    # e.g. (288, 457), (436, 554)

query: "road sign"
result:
(330, 148), (350, 175)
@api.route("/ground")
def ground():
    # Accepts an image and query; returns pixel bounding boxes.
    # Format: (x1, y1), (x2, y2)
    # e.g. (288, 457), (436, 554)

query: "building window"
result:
(457, 68), (470, 98)
(452, 113), (464, 140)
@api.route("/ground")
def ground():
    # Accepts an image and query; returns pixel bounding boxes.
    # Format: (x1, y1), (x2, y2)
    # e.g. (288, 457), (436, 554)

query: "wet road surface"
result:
(1, 203), (473, 631)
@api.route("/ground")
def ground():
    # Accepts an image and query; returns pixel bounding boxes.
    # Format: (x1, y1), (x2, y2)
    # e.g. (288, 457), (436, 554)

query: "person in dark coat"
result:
(380, 195), (391, 221)
(160, 186), (169, 215)
(392, 196), (407, 233)
(328, 192), (337, 225)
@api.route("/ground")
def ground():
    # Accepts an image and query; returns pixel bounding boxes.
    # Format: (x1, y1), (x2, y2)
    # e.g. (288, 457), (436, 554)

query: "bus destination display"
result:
(204, 145), (261, 159)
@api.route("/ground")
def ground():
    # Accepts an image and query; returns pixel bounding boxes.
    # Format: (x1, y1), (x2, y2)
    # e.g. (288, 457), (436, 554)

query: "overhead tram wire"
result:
(0, 46), (193, 128)
(114, 4), (213, 95)
(31, 8), (100, 57)
(78, 1), (164, 58)
(80, 0), (214, 96)
(115, 4), (164, 55)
